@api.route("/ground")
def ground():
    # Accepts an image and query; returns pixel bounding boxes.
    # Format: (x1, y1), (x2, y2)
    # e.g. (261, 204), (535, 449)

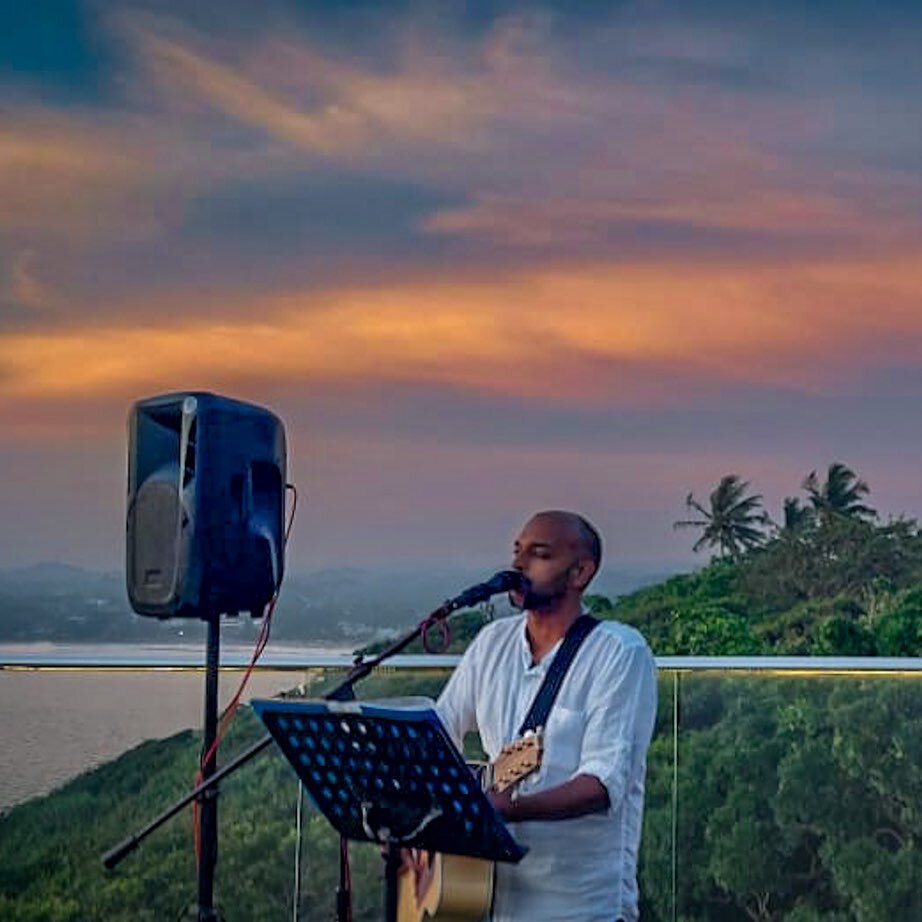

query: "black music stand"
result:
(252, 696), (526, 922)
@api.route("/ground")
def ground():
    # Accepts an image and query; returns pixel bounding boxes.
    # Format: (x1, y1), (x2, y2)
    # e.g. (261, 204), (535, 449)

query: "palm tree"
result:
(781, 496), (813, 532)
(674, 474), (770, 559)
(802, 462), (876, 522)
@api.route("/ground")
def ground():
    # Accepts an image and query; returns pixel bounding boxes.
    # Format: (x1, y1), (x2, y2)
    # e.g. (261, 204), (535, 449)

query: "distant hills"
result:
(0, 562), (674, 645)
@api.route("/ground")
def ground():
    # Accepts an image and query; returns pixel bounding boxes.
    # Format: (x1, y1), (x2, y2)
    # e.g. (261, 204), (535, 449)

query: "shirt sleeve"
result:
(576, 638), (658, 812)
(435, 630), (484, 750)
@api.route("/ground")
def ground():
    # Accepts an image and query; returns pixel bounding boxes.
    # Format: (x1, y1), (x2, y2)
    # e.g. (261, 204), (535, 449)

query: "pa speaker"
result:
(126, 392), (287, 619)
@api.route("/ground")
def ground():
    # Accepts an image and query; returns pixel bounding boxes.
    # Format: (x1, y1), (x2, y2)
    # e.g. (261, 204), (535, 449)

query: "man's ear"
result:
(569, 559), (595, 591)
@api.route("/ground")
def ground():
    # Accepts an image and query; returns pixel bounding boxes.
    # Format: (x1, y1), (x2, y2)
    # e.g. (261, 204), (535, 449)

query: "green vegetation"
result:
(2, 460), (921, 920)
(642, 461), (922, 656)
(640, 675), (922, 922)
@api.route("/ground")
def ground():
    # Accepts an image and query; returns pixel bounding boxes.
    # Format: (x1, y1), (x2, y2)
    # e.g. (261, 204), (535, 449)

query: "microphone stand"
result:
(101, 591), (474, 918)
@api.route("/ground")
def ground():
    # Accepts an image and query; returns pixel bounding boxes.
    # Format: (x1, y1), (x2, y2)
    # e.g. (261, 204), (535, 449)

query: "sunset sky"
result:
(2, 1), (922, 576)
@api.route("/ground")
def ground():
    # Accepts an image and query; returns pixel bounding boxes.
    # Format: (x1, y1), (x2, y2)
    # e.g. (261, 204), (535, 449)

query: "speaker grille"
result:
(129, 479), (181, 609)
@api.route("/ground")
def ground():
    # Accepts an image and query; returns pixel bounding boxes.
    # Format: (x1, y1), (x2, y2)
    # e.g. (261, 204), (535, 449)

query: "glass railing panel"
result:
(3, 659), (920, 922)
(639, 671), (679, 922)
(0, 664), (336, 922)
(670, 668), (922, 922)
(0, 666), (300, 810)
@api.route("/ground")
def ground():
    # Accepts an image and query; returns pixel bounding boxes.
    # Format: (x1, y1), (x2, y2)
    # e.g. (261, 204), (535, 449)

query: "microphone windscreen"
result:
(485, 570), (530, 594)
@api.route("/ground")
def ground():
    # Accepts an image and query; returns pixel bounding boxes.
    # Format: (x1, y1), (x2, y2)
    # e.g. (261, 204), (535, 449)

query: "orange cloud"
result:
(3, 253), (922, 416)
(131, 24), (506, 158)
(136, 33), (362, 156)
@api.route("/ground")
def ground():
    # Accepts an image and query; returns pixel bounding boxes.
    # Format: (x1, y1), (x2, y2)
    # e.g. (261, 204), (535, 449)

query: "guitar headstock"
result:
(491, 731), (543, 793)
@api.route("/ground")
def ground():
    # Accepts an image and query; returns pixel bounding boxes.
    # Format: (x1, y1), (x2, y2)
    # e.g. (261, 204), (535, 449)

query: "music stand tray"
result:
(252, 696), (526, 862)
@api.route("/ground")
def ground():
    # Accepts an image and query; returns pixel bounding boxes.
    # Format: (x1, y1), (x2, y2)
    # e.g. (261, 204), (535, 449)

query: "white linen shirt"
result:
(436, 613), (657, 922)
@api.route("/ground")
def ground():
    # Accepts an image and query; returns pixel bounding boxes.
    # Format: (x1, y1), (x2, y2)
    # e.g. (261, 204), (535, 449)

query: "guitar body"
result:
(396, 733), (542, 922)
(397, 852), (493, 922)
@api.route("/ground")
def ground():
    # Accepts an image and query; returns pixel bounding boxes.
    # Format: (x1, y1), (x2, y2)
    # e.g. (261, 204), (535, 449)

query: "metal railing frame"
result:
(3, 652), (922, 672)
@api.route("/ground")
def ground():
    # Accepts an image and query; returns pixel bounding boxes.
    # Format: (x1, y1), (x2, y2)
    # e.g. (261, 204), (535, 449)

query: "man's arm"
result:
(490, 636), (657, 824)
(488, 773), (609, 822)
(435, 628), (484, 749)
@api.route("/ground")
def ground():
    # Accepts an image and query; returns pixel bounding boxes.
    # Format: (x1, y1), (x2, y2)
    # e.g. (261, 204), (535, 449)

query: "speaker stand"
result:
(196, 611), (224, 922)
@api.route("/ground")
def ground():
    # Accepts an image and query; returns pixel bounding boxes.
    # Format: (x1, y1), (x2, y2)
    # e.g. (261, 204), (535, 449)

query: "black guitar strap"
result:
(517, 614), (600, 736)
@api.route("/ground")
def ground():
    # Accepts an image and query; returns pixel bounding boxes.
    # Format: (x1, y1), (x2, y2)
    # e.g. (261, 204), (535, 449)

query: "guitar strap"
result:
(517, 614), (600, 736)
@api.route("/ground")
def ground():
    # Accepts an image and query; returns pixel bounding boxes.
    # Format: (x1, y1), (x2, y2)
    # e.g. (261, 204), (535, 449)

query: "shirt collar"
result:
(517, 614), (560, 671)
(518, 605), (593, 670)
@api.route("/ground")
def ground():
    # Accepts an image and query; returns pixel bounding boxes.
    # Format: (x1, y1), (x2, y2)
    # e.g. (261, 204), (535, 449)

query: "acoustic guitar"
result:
(396, 732), (543, 922)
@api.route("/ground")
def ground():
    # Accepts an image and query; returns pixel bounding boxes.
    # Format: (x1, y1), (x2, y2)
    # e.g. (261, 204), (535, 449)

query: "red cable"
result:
(420, 613), (451, 653)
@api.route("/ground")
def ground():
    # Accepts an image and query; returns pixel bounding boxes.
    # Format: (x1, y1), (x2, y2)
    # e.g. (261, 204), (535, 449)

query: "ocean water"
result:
(0, 647), (344, 810)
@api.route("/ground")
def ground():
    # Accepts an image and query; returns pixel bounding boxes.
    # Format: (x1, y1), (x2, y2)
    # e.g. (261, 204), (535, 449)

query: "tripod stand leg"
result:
(198, 613), (220, 921)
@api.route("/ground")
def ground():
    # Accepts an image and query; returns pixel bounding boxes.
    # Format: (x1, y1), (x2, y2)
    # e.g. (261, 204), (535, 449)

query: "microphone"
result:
(446, 570), (529, 611)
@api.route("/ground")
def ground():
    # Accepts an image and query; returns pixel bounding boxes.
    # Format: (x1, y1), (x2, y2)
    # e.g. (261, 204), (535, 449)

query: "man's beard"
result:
(511, 579), (569, 612)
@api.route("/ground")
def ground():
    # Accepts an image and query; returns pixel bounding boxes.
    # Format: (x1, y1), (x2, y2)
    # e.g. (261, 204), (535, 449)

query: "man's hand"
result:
(487, 774), (609, 823)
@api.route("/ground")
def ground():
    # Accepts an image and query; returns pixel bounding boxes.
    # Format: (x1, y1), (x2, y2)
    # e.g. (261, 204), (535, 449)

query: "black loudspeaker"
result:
(126, 392), (287, 619)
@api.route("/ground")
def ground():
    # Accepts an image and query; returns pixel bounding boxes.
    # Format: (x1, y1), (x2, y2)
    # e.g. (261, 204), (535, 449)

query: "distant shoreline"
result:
(0, 640), (354, 652)
(0, 641), (357, 669)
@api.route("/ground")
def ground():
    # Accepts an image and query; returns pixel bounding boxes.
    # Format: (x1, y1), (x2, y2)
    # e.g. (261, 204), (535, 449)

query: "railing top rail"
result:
(655, 655), (922, 672)
(2, 650), (921, 672)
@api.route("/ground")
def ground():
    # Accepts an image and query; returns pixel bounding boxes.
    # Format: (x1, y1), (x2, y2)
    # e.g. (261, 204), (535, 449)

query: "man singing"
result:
(437, 510), (658, 922)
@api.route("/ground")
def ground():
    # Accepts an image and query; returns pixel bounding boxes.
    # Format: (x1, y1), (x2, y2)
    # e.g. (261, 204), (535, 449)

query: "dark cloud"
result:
(269, 360), (922, 461)
(0, 1), (111, 103)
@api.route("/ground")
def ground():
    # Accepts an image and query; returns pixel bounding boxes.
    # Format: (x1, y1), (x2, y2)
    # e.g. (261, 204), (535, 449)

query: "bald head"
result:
(528, 510), (602, 580)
